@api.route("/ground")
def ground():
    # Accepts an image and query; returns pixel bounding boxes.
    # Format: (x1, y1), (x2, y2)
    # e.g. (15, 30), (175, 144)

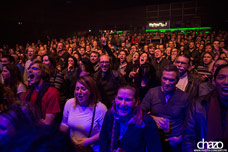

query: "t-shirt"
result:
(176, 75), (188, 91)
(17, 82), (27, 94)
(61, 98), (107, 152)
(27, 87), (60, 117)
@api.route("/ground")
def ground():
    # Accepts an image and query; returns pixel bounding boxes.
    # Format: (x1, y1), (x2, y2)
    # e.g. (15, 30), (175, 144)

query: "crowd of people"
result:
(0, 29), (228, 152)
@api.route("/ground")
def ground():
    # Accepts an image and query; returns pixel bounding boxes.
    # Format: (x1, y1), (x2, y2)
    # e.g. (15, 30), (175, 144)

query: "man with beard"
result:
(56, 42), (71, 71)
(174, 55), (201, 100)
(183, 64), (228, 151)
(26, 61), (60, 125)
(89, 51), (100, 73)
(94, 55), (125, 109)
(151, 48), (171, 80)
(142, 64), (189, 152)
(183, 41), (200, 67)
(116, 50), (129, 76)
(78, 47), (88, 59)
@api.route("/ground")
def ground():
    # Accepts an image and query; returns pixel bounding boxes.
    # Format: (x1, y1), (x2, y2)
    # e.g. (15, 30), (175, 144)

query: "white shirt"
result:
(176, 74), (188, 92)
(61, 98), (107, 152)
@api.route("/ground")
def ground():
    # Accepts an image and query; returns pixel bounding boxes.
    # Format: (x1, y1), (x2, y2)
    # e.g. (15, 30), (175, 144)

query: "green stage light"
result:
(145, 27), (212, 33)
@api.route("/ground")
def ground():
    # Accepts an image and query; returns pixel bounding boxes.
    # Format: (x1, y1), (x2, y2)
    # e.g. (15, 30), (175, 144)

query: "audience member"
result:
(26, 61), (60, 125)
(183, 64), (228, 151)
(174, 55), (201, 100)
(1, 29), (228, 151)
(2, 64), (27, 102)
(60, 76), (107, 152)
(100, 83), (162, 152)
(142, 64), (189, 152)
(94, 55), (125, 109)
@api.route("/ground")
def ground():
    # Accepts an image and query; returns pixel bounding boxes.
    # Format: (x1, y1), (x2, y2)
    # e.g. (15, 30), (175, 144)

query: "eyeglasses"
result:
(99, 61), (110, 64)
(31, 67), (40, 70)
(175, 61), (187, 65)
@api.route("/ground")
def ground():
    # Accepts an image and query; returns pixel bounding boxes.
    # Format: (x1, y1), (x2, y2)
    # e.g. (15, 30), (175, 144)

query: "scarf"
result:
(110, 104), (145, 152)
(207, 91), (228, 146)
(111, 104), (145, 128)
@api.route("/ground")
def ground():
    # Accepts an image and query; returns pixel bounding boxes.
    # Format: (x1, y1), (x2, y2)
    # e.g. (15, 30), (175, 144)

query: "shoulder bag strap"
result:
(88, 103), (97, 137)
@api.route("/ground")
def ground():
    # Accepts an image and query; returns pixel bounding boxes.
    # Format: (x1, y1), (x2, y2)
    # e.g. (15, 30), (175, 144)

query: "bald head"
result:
(99, 55), (110, 73)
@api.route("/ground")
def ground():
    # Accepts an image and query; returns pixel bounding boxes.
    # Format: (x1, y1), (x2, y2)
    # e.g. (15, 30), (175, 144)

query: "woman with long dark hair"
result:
(2, 64), (27, 102)
(65, 56), (79, 99)
(42, 54), (65, 92)
(134, 63), (159, 101)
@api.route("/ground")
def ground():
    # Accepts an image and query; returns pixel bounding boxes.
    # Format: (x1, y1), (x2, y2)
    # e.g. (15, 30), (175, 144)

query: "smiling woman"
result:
(99, 83), (162, 152)
(60, 76), (107, 152)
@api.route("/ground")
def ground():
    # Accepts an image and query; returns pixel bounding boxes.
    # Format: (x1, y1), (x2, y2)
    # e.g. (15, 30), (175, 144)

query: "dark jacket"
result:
(94, 69), (125, 109)
(151, 58), (171, 80)
(65, 69), (79, 99)
(185, 73), (201, 101)
(99, 110), (162, 152)
(182, 92), (212, 152)
(198, 81), (215, 96)
(134, 76), (160, 102)
(183, 49), (200, 67)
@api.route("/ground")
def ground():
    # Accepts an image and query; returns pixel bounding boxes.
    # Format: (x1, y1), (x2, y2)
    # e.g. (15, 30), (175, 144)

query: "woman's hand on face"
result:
(68, 63), (74, 71)
(101, 35), (106, 46)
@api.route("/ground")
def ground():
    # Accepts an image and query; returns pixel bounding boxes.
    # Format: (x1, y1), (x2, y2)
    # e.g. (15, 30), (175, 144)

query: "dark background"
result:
(1, 0), (227, 47)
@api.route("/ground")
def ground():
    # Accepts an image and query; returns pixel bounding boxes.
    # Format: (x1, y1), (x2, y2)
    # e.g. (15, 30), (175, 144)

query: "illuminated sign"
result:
(147, 21), (170, 29)
(149, 22), (167, 28)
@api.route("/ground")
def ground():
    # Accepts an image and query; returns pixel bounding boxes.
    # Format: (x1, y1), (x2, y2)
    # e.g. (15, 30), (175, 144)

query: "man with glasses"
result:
(174, 55), (201, 100)
(26, 61), (60, 125)
(94, 55), (125, 109)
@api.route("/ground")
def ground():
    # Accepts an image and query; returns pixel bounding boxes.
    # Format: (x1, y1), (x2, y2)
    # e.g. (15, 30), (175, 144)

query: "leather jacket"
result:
(182, 91), (213, 152)
(185, 73), (201, 101)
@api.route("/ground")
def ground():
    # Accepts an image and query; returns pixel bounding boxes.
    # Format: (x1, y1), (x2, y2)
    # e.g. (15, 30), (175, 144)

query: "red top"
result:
(27, 87), (61, 118)
(131, 37), (139, 44)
